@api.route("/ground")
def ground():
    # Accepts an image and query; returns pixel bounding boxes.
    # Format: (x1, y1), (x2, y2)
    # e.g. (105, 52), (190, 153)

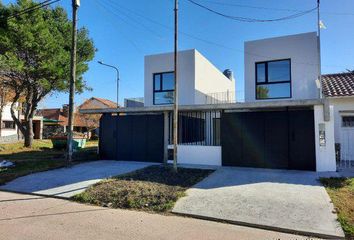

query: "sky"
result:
(3, 0), (354, 108)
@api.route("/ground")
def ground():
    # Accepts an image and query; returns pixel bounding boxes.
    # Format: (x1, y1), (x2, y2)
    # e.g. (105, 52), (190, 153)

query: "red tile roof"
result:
(322, 72), (354, 97)
(79, 97), (118, 109)
(37, 109), (87, 127)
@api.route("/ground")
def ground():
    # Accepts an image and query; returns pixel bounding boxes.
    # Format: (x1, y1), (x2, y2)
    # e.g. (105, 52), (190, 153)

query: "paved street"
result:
(0, 191), (309, 240)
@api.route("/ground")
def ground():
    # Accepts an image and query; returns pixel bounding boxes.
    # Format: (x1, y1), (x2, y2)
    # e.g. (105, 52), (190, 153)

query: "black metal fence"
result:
(168, 111), (221, 146)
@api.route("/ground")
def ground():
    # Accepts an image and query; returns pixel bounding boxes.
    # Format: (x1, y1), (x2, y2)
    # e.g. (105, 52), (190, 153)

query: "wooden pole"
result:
(67, 0), (79, 163)
(173, 0), (178, 172)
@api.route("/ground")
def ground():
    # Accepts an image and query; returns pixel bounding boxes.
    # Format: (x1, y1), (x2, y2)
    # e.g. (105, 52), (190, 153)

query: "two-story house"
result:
(83, 32), (342, 172)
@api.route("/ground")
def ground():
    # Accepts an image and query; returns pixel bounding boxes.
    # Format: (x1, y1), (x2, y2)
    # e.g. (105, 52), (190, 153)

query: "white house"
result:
(83, 32), (352, 172)
(144, 49), (235, 106)
(0, 102), (43, 143)
(0, 103), (19, 140)
(322, 73), (354, 165)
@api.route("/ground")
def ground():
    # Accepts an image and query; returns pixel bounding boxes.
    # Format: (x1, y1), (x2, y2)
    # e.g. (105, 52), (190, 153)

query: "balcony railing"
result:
(204, 91), (236, 104)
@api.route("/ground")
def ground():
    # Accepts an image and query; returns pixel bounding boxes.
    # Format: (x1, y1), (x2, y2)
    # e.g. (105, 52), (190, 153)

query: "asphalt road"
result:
(0, 191), (309, 240)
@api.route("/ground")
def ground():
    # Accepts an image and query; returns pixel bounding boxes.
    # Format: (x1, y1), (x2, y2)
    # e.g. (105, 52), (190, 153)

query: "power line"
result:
(3, 0), (61, 20)
(185, 0), (318, 22)
(198, 0), (354, 16)
(98, 1), (351, 69)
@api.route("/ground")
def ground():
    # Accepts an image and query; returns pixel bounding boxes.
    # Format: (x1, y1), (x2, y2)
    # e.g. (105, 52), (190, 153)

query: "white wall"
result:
(1, 103), (18, 137)
(144, 49), (235, 106)
(329, 97), (354, 143)
(144, 50), (196, 107)
(194, 50), (235, 104)
(244, 32), (319, 102)
(314, 105), (336, 172)
(177, 145), (222, 166)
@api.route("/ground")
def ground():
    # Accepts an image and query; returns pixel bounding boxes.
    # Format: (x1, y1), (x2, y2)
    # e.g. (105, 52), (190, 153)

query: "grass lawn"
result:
(73, 165), (214, 213)
(0, 139), (98, 185)
(320, 177), (354, 238)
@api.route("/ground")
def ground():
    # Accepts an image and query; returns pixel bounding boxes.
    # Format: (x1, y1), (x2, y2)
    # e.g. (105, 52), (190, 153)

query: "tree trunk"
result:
(0, 111), (2, 137)
(24, 118), (33, 147)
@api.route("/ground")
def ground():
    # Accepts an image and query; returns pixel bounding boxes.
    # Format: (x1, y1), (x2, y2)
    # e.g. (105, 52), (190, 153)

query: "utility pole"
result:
(67, 0), (80, 163)
(317, 0), (322, 98)
(173, 0), (178, 172)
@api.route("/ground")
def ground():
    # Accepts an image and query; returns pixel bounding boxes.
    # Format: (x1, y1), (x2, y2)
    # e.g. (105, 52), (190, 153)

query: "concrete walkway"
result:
(173, 167), (345, 238)
(0, 191), (312, 240)
(0, 161), (156, 198)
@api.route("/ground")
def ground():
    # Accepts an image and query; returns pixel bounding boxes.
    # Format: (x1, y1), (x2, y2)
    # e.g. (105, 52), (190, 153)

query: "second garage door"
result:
(221, 109), (316, 171)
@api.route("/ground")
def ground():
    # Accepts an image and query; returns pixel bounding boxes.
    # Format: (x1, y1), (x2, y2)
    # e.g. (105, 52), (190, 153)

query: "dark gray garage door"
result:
(221, 109), (316, 171)
(99, 113), (164, 163)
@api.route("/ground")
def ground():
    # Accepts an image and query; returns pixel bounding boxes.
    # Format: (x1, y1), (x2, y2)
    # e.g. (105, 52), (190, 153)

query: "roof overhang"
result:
(79, 99), (324, 115)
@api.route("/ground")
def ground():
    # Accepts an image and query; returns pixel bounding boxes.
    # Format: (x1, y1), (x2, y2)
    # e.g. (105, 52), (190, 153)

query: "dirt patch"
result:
(73, 165), (214, 213)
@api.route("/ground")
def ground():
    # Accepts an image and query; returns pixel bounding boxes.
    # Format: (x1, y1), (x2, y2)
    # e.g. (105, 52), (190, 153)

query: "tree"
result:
(0, 0), (95, 147)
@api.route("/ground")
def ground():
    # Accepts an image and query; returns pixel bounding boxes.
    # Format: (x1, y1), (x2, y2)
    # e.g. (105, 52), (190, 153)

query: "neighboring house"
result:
(79, 97), (117, 109)
(124, 97), (144, 108)
(0, 102), (19, 142)
(0, 102), (43, 143)
(82, 33), (346, 172)
(37, 105), (87, 139)
(322, 72), (354, 163)
(38, 97), (117, 139)
(144, 49), (235, 106)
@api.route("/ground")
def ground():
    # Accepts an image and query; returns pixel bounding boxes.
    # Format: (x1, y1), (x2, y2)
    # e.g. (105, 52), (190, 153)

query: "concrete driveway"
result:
(0, 161), (156, 198)
(173, 167), (345, 238)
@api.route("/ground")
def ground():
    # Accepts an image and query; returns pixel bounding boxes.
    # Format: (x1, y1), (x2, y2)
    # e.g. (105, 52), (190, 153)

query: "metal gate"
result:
(339, 115), (354, 168)
(221, 109), (316, 171)
(99, 113), (164, 162)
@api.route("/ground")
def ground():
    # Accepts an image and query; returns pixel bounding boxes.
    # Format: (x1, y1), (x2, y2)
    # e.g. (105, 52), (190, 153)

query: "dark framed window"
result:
(2, 121), (15, 129)
(255, 59), (291, 99)
(153, 72), (174, 105)
(342, 116), (354, 127)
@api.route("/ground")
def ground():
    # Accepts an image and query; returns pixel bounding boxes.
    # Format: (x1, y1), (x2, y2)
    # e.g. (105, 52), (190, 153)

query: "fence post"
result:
(163, 111), (169, 164)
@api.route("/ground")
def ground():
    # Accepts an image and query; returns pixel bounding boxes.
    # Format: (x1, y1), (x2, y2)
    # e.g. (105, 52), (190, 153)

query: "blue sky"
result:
(3, 0), (354, 108)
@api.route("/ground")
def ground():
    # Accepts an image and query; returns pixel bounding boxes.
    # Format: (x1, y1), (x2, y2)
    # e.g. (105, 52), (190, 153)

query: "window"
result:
(256, 59), (291, 99)
(342, 116), (354, 127)
(2, 121), (15, 129)
(153, 72), (174, 105)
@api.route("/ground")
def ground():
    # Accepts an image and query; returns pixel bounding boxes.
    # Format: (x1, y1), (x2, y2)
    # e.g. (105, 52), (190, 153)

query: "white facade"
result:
(144, 49), (235, 106)
(1, 103), (18, 137)
(314, 105), (336, 171)
(176, 145), (222, 166)
(244, 32), (319, 102)
(329, 97), (354, 161)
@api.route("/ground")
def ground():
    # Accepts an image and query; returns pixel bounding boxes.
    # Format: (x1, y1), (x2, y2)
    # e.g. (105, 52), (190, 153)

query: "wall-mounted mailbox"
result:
(319, 123), (326, 147)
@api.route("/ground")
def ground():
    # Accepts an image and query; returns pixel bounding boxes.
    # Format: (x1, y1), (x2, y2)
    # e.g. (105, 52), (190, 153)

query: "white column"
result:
(314, 105), (336, 171)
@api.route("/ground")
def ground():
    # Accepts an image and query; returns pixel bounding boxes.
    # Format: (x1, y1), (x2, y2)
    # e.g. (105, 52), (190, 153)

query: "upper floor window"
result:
(153, 72), (174, 105)
(256, 59), (291, 99)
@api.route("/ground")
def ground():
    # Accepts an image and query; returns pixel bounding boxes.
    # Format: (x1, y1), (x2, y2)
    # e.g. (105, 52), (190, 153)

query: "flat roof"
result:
(79, 99), (324, 114)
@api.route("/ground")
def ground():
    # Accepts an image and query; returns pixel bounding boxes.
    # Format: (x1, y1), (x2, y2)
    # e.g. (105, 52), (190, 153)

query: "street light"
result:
(98, 61), (120, 107)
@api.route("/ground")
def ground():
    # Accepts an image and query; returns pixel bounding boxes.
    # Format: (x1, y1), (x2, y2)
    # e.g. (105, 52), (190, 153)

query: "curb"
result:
(172, 211), (345, 240)
(0, 189), (72, 201)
